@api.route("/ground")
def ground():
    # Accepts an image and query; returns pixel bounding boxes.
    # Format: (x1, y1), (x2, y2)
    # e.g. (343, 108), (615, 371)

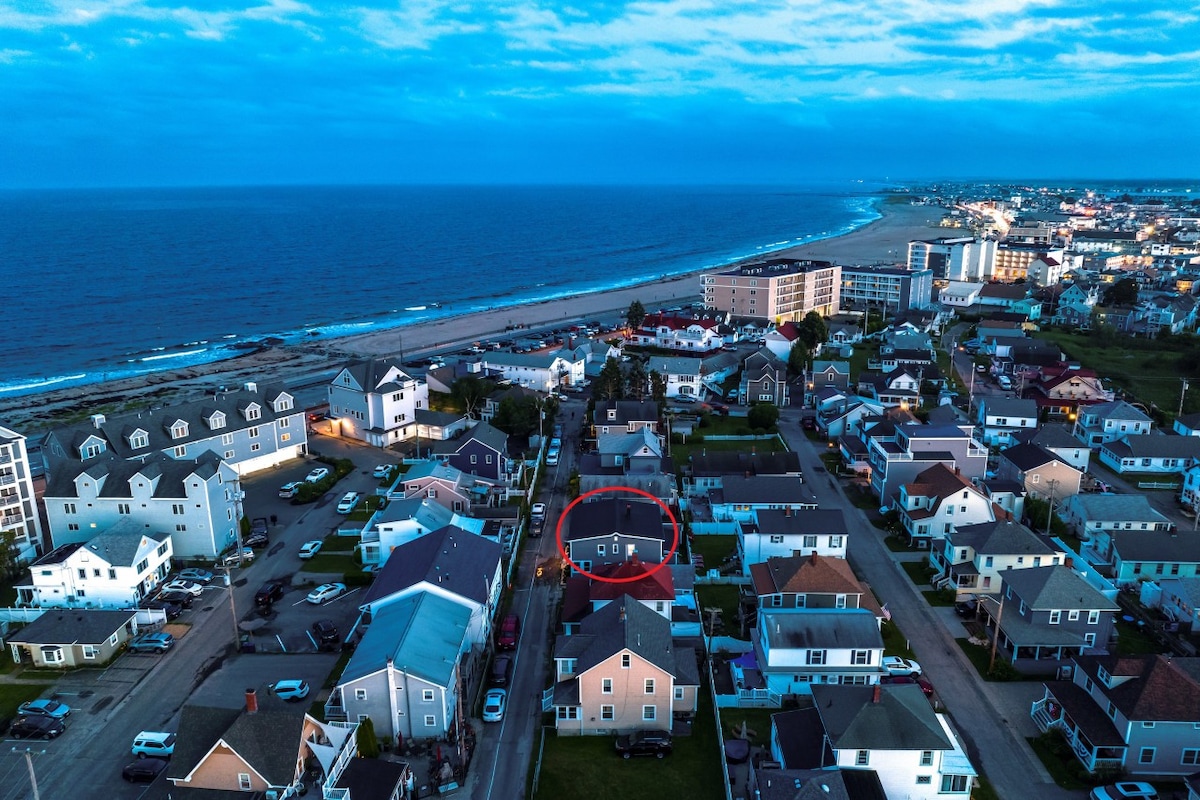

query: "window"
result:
(940, 775), (969, 792)
(602, 678), (612, 694)
(175, 524), (186, 532)
(424, 715), (436, 727)
(130, 432), (148, 449)
(108, 569), (116, 580)
(851, 650), (871, 665)
(829, 535), (843, 549)
(1139, 747), (1156, 764)
(642, 705), (656, 721)
(1049, 610), (1061, 624)
(557, 707), (580, 720)
(238, 774), (252, 791)
(246, 406), (261, 421)
(644, 679), (655, 694)
(1182, 748), (1200, 766)
(920, 750), (934, 766)
(597, 545), (606, 556)
(1084, 633), (1096, 646)
(355, 688), (367, 700)
(674, 687), (684, 700)
(221, 433), (234, 445)
(769, 535), (784, 544)
(77, 568), (86, 579)
(1088, 610), (1100, 624)
(82, 644), (98, 660)
(1107, 701), (1117, 719)
(802, 535), (818, 549)
(621, 654), (631, 669)
(601, 705), (615, 721)
(64, 503), (76, 515)
(248, 426), (260, 438)
(1068, 610), (1080, 621)
(117, 502), (131, 515)
(855, 750), (869, 766)
(250, 442), (261, 452)
(916, 776), (932, 785)
(806, 650), (827, 665)
(422, 689), (434, 702)
(280, 433), (290, 443)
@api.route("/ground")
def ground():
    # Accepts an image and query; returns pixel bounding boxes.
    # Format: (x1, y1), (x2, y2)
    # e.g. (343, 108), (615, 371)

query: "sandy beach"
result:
(0, 200), (944, 434)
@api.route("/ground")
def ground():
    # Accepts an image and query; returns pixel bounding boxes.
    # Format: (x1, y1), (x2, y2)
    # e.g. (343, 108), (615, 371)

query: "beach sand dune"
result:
(0, 201), (944, 433)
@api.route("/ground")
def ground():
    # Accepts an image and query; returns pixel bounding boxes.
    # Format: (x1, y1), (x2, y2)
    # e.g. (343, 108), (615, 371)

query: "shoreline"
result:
(0, 201), (945, 434)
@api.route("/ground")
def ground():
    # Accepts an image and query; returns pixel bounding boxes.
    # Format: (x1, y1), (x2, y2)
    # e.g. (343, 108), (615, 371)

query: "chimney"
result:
(245, 688), (258, 714)
(630, 553), (640, 567)
(1064, 556), (1074, 569)
(784, 506), (792, 517)
(872, 684), (881, 704)
(619, 606), (626, 623)
(625, 503), (631, 517)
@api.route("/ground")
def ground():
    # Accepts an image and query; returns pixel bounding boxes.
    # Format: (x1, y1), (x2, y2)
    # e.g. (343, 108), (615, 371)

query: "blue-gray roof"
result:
(812, 684), (952, 751)
(341, 593), (470, 686)
(761, 609), (882, 650)
(361, 525), (500, 609)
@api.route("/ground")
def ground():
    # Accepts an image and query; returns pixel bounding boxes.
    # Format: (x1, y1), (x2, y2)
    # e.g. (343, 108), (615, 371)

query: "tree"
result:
(451, 375), (490, 418)
(625, 300), (646, 331)
(796, 311), (828, 352)
(356, 716), (380, 758)
(626, 359), (647, 399)
(595, 357), (625, 401)
(491, 395), (541, 437)
(1102, 277), (1139, 308)
(649, 370), (667, 404)
(747, 403), (779, 431)
(787, 340), (808, 377)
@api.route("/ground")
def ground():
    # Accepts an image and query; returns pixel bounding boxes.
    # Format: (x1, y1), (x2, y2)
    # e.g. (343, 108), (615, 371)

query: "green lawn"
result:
(1113, 619), (1161, 655)
(695, 585), (742, 635)
(881, 620), (917, 660)
(900, 560), (934, 587)
(536, 689), (724, 800)
(298, 551), (361, 575)
(1026, 733), (1092, 790)
(922, 589), (957, 607)
(0, 684), (54, 719)
(688, 535), (737, 568)
(717, 707), (779, 744)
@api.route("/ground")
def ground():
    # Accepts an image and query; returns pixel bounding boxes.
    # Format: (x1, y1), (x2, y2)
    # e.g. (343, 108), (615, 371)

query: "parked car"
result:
(254, 580), (287, 607)
(139, 599), (183, 620)
(882, 656), (923, 677)
(176, 568), (214, 584)
(311, 619), (340, 650)
(615, 731), (673, 759)
(122, 757), (168, 783)
(306, 467), (331, 483)
(11, 715), (66, 740)
(996, 374), (1013, 390)
(552, 423), (564, 437)
(270, 680), (311, 702)
(279, 481), (303, 499)
(156, 589), (195, 608)
(954, 597), (979, 617)
(482, 688), (507, 723)
(306, 582), (346, 605)
(127, 632), (175, 654)
(489, 655), (513, 688)
(161, 579), (204, 597)
(336, 492), (361, 514)
(496, 613), (521, 649)
(298, 540), (323, 559)
(18, 699), (71, 719)
(546, 448), (560, 466)
(217, 546), (255, 568)
(131, 731), (176, 758)
(1089, 783), (1159, 800)
(530, 503), (546, 521)
(373, 464), (395, 479)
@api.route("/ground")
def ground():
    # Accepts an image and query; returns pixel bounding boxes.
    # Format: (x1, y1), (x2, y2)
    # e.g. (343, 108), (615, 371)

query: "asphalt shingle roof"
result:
(811, 684), (952, 751)
(342, 593), (471, 686)
(999, 565), (1120, 611)
(760, 609), (883, 651)
(564, 497), (666, 542)
(360, 525), (501, 609)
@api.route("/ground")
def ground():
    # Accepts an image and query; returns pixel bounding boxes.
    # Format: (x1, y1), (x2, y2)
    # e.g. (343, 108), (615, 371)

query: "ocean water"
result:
(0, 184), (883, 398)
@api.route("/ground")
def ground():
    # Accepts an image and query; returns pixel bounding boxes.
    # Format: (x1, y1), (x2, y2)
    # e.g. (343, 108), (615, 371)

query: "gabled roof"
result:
(1074, 654), (1200, 723)
(1012, 423), (1085, 450)
(1001, 442), (1072, 472)
(1063, 493), (1169, 522)
(689, 450), (801, 477)
(979, 396), (1038, 419)
(564, 498), (665, 542)
(901, 462), (977, 501)
(554, 595), (677, 675)
(717, 475), (816, 506)
(761, 609), (883, 650)
(948, 519), (1058, 557)
(373, 496), (456, 529)
(773, 322), (802, 342)
(1110, 529), (1200, 563)
(753, 508), (847, 536)
(811, 684), (952, 751)
(647, 355), (703, 375)
(339, 357), (413, 393)
(999, 565), (1119, 611)
(588, 558), (674, 601)
(749, 553), (870, 600)
(597, 427), (662, 458)
(360, 525), (501, 609)
(43, 450), (226, 501)
(641, 312), (719, 332)
(84, 525), (170, 568)
(168, 699), (309, 788)
(451, 421), (508, 454)
(1083, 400), (1153, 423)
(593, 399), (659, 425)
(7, 609), (136, 645)
(1102, 435), (1200, 460)
(342, 593), (470, 686)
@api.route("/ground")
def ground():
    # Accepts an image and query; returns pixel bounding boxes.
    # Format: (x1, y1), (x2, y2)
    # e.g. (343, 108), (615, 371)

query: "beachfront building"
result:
(0, 423), (45, 563)
(839, 265), (934, 313)
(328, 358), (429, 447)
(41, 450), (241, 559)
(41, 382), (306, 477)
(478, 350), (585, 393)
(631, 313), (724, 353)
(701, 259), (840, 324)
(908, 236), (994, 282)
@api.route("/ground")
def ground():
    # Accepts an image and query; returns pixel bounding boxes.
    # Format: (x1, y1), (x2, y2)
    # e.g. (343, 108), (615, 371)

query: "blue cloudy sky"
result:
(2, 0), (1198, 187)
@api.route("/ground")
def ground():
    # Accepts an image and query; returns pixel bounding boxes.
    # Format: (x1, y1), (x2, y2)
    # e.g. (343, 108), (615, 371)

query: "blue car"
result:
(18, 699), (71, 719)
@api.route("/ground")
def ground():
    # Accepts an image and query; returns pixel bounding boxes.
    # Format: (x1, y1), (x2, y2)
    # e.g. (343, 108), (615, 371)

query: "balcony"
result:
(324, 687), (346, 721)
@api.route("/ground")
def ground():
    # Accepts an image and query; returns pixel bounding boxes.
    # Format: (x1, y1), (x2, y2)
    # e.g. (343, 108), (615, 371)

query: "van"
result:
(489, 655), (514, 688)
(496, 613), (521, 650)
(132, 731), (177, 758)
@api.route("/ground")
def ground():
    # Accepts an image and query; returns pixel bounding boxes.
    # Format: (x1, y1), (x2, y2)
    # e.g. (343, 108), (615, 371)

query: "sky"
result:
(2, 0), (1199, 187)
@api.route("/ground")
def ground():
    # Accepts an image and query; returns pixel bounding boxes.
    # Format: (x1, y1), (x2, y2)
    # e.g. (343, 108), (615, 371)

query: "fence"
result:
(1136, 480), (1180, 490)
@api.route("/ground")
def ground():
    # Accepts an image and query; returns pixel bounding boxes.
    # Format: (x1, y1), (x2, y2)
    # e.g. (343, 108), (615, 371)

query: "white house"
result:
(975, 397), (1039, 448)
(1073, 400), (1153, 449)
(754, 609), (885, 695)
(1058, 494), (1174, 542)
(357, 497), (484, 568)
(739, 508), (848, 573)
(645, 355), (704, 398)
(896, 463), (996, 549)
(633, 313), (723, 353)
(16, 523), (172, 609)
(479, 350), (585, 392)
(1099, 435), (1200, 475)
(328, 358), (429, 447)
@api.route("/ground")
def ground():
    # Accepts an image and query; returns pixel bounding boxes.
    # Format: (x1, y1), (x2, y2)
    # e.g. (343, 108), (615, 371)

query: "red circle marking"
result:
(554, 486), (680, 583)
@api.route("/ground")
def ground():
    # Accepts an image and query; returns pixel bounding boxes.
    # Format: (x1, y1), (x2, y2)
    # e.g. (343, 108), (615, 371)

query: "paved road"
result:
(775, 406), (1081, 800)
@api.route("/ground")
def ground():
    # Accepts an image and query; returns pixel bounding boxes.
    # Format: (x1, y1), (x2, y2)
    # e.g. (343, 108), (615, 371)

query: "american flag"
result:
(880, 603), (892, 622)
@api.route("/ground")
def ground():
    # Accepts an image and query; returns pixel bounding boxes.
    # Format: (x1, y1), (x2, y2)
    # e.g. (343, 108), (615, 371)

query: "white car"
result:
(882, 656), (923, 677)
(270, 680), (311, 702)
(373, 464), (395, 479)
(336, 492), (361, 514)
(1089, 783), (1159, 800)
(482, 688), (507, 723)
(305, 467), (330, 483)
(217, 547), (255, 568)
(306, 582), (347, 605)
(298, 540), (323, 559)
(996, 374), (1013, 390)
(161, 579), (204, 597)
(546, 448), (560, 466)
(531, 503), (546, 521)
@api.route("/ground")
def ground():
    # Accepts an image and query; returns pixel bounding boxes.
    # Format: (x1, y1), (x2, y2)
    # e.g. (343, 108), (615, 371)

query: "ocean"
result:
(0, 184), (883, 398)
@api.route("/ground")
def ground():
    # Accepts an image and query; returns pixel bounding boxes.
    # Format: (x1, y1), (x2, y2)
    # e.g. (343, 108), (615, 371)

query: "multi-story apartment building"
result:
(0, 423), (45, 563)
(701, 259), (840, 323)
(907, 236), (994, 282)
(868, 422), (989, 503)
(992, 244), (1066, 283)
(328, 358), (429, 446)
(839, 265), (934, 313)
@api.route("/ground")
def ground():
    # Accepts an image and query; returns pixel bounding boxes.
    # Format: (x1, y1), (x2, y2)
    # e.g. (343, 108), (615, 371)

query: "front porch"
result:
(1030, 682), (1127, 774)
(979, 597), (1090, 674)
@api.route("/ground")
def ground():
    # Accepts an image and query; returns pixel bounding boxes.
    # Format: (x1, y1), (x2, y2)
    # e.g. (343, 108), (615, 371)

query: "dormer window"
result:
(128, 430), (148, 450)
(82, 441), (106, 459)
(273, 395), (293, 412)
(207, 411), (226, 430)
(244, 403), (261, 421)
(169, 420), (189, 440)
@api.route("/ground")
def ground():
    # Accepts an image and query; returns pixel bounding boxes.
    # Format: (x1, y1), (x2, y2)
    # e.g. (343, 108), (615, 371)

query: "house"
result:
(41, 451), (240, 559)
(996, 442), (1084, 501)
(1175, 413), (1200, 438)
(563, 497), (671, 572)
(748, 553), (885, 618)
(0, 423), (45, 563)
(790, 684), (977, 800)
(646, 355), (704, 399)
(633, 312), (724, 353)
(739, 348), (790, 407)
(6, 609), (136, 667)
(975, 397), (1039, 448)
(978, 478), (1027, 522)
(867, 422), (988, 503)
(896, 463), (996, 549)
(1032, 364), (1115, 418)
(42, 382), (307, 476)
(1032, 653), (1200, 778)
(327, 359), (429, 447)
(804, 361), (852, 407)
(819, 398), (887, 441)
(392, 460), (500, 514)
(551, 595), (699, 735)
(979, 565), (1119, 673)
(707, 475), (817, 524)
(763, 322), (802, 362)
(931, 519), (1066, 598)
(1157, 576), (1200, 633)
(684, 451), (802, 498)
(1012, 424), (1091, 471)
(1099, 435), (1200, 475)
(938, 281), (984, 308)
(169, 691), (358, 795)
(1092, 529), (1200, 588)
(15, 523), (172, 609)
(753, 609), (885, 695)
(1059, 494), (1173, 542)
(739, 508), (849, 571)
(559, 557), (686, 636)
(594, 427), (667, 474)
(433, 422), (512, 483)
(857, 366), (923, 408)
(359, 497), (482, 567)
(1074, 400), (1153, 449)
(325, 592), (471, 742)
(477, 349), (585, 392)
(592, 399), (660, 436)
(748, 764), (887, 800)
(414, 409), (472, 443)
(357, 525), (503, 649)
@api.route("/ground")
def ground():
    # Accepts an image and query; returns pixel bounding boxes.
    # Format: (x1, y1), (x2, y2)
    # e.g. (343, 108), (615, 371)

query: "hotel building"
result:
(701, 260), (840, 323)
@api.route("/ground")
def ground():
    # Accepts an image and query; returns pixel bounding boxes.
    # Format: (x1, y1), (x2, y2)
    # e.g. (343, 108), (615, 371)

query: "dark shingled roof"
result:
(1074, 654), (1200, 722)
(8, 609), (136, 645)
(754, 508), (848, 536)
(948, 519), (1058, 557)
(812, 684), (952, 751)
(999, 565), (1120, 612)
(360, 525), (501, 609)
(760, 609), (882, 651)
(688, 450), (802, 477)
(168, 699), (309, 787)
(43, 449), (224, 500)
(554, 596), (683, 677)
(771, 707), (831, 769)
(333, 758), (412, 800)
(564, 497), (666, 542)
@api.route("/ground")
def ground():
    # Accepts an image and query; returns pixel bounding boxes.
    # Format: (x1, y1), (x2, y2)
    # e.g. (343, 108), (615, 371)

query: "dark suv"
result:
(255, 580), (286, 607)
(615, 731), (673, 759)
(246, 518), (270, 548)
(312, 619), (339, 650)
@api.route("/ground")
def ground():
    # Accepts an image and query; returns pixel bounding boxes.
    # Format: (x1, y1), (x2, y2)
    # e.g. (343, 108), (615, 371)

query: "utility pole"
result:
(1045, 478), (1059, 535)
(1180, 378), (1190, 418)
(988, 594), (1006, 674)
(15, 749), (42, 800)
